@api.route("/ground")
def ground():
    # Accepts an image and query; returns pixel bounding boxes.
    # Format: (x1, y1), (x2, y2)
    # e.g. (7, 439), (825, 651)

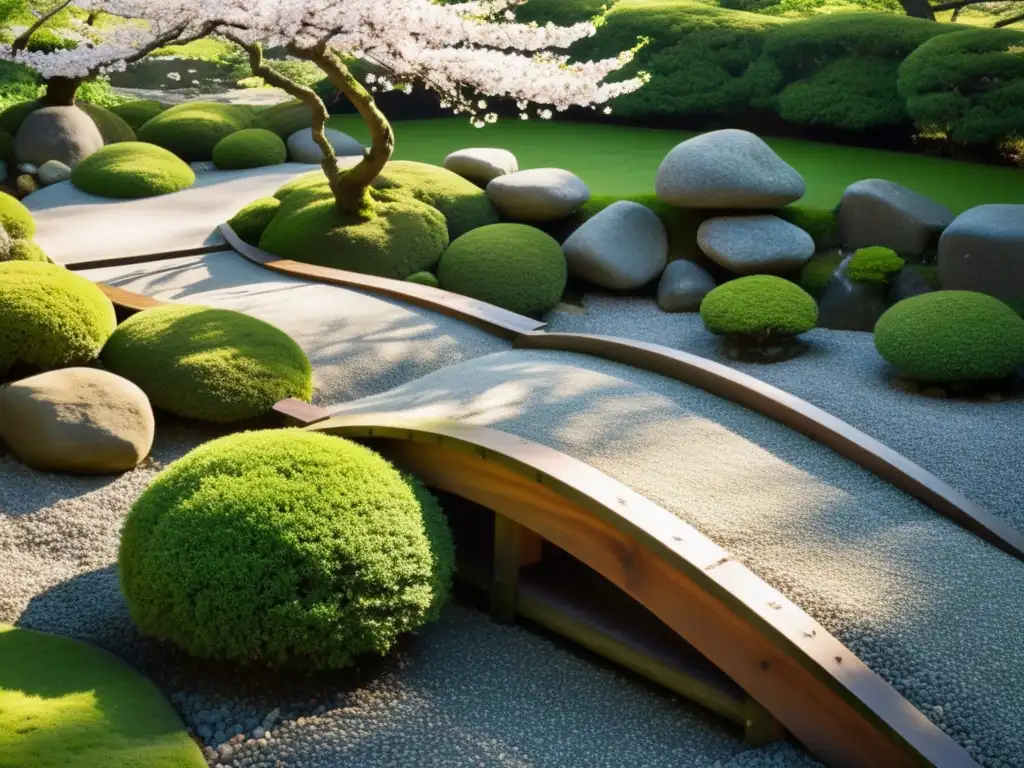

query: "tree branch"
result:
(931, 0), (990, 12)
(11, 0), (73, 54)
(994, 10), (1024, 25)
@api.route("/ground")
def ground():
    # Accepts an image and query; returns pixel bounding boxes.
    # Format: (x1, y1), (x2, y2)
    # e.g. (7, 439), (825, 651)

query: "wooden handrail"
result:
(307, 413), (979, 768)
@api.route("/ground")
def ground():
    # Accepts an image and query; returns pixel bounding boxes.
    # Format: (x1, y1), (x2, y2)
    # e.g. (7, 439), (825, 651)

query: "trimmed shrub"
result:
(212, 128), (287, 170)
(77, 101), (136, 144)
(101, 305), (313, 423)
(228, 196), (281, 245)
(406, 271), (439, 288)
(799, 251), (844, 298)
(874, 291), (1024, 382)
(776, 204), (839, 250)
(846, 246), (905, 285)
(137, 102), (253, 162)
(437, 223), (567, 316)
(0, 261), (116, 378)
(700, 274), (817, 339)
(118, 429), (454, 669)
(0, 190), (35, 239)
(110, 99), (167, 132)
(71, 142), (195, 199)
(251, 98), (313, 138)
(898, 28), (1024, 147)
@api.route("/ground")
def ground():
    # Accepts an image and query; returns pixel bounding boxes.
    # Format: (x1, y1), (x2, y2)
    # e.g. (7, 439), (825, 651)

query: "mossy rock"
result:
(700, 275), (818, 341)
(0, 261), (116, 379)
(109, 99), (166, 132)
(228, 196), (281, 246)
(101, 305), (313, 423)
(847, 246), (905, 285)
(437, 223), (567, 316)
(77, 102), (136, 144)
(0, 190), (35, 239)
(4, 239), (49, 262)
(137, 102), (253, 162)
(70, 142), (195, 199)
(118, 429), (454, 670)
(799, 251), (844, 298)
(251, 98), (313, 138)
(212, 128), (287, 171)
(406, 271), (439, 288)
(874, 291), (1024, 382)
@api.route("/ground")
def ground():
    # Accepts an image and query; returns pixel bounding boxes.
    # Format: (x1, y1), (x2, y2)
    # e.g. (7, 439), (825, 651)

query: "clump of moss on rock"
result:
(101, 305), (312, 422)
(437, 223), (567, 316)
(777, 204), (839, 251)
(847, 246), (905, 285)
(119, 429), (454, 670)
(5, 239), (49, 262)
(874, 291), (1024, 383)
(228, 197), (281, 246)
(799, 251), (844, 298)
(406, 271), (439, 288)
(71, 142), (195, 199)
(78, 102), (136, 144)
(137, 102), (252, 162)
(0, 190), (35, 240)
(110, 100), (166, 132)
(212, 128), (287, 171)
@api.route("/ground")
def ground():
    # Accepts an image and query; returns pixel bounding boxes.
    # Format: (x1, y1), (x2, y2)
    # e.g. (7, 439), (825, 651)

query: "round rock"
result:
(657, 259), (717, 312)
(937, 204), (1024, 304)
(0, 367), (155, 474)
(13, 106), (105, 168)
(443, 147), (518, 187)
(655, 129), (805, 209)
(838, 178), (954, 255)
(486, 168), (589, 223)
(561, 200), (668, 289)
(697, 214), (815, 274)
(286, 127), (364, 163)
(37, 159), (72, 186)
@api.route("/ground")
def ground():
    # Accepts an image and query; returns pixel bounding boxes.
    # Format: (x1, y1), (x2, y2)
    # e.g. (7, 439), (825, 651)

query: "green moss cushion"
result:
(406, 271), (439, 288)
(5, 239), (49, 262)
(212, 128), (287, 171)
(0, 191), (34, 239)
(70, 143), (195, 199)
(101, 305), (313, 422)
(799, 252), (844, 298)
(0, 262), (116, 379)
(0, 625), (207, 768)
(228, 197), (281, 246)
(118, 429), (454, 669)
(77, 102), (136, 144)
(437, 223), (567, 316)
(137, 102), (253, 162)
(251, 99), (313, 138)
(874, 291), (1024, 382)
(777, 204), (839, 251)
(847, 246), (905, 285)
(700, 275), (818, 339)
(109, 99), (166, 132)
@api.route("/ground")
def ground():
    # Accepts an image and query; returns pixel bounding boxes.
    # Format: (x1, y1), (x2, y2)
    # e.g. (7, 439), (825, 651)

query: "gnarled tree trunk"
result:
(898, 0), (937, 18)
(40, 76), (82, 106)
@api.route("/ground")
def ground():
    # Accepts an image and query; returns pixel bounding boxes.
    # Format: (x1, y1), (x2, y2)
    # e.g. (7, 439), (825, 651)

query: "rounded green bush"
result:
(846, 246), (905, 285)
(137, 102), (253, 162)
(212, 128), (287, 171)
(101, 305), (313, 422)
(0, 190), (35, 239)
(406, 271), (439, 288)
(118, 429), (454, 669)
(109, 99), (166, 132)
(874, 291), (1024, 382)
(251, 99), (313, 138)
(227, 196), (281, 245)
(77, 101), (136, 144)
(70, 142), (196, 199)
(0, 261), (116, 378)
(700, 275), (817, 339)
(437, 223), (567, 316)
(799, 251), (844, 298)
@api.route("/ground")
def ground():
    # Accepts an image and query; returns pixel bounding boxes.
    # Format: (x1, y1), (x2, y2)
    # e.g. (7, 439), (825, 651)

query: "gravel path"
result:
(333, 348), (1024, 767)
(546, 295), (1024, 533)
(79, 251), (509, 407)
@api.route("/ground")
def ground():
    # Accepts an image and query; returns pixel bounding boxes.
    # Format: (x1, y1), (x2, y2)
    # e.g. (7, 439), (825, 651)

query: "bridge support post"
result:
(491, 514), (543, 623)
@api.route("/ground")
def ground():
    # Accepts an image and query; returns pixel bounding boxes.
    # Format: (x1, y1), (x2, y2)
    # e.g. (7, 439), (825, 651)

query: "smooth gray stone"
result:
(838, 179), (954, 256)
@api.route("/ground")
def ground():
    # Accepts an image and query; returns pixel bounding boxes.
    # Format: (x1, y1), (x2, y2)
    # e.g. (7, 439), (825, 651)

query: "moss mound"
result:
(118, 429), (454, 669)
(77, 102), (136, 144)
(251, 99), (313, 138)
(5, 239), (49, 262)
(799, 251), (844, 298)
(437, 223), (567, 316)
(137, 102), (253, 162)
(70, 142), (195, 199)
(777, 205), (839, 251)
(101, 305), (312, 422)
(109, 99), (166, 132)
(700, 275), (817, 339)
(874, 291), (1024, 382)
(0, 262), (116, 379)
(847, 246), (905, 285)
(406, 271), (439, 288)
(228, 197), (281, 246)
(212, 128), (287, 171)
(0, 190), (34, 239)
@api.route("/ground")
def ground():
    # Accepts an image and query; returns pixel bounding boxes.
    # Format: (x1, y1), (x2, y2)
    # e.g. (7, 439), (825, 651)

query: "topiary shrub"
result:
(101, 305), (312, 423)
(251, 98), (313, 138)
(118, 429), (454, 670)
(110, 99), (167, 132)
(777, 204), (839, 251)
(71, 142), (196, 199)
(437, 223), (567, 316)
(799, 251), (844, 298)
(846, 246), (905, 285)
(77, 102), (136, 144)
(227, 196), (281, 245)
(875, 291), (1024, 382)
(406, 271), (439, 288)
(212, 128), (287, 170)
(0, 190), (35, 239)
(137, 102), (253, 162)
(700, 274), (817, 340)
(0, 261), (116, 379)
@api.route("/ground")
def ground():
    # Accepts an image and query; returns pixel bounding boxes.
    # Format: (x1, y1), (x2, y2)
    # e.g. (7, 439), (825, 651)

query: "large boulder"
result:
(816, 255), (888, 332)
(443, 148), (518, 187)
(655, 129), (805, 209)
(561, 201), (668, 289)
(697, 215), (814, 275)
(0, 367), (154, 474)
(887, 264), (937, 305)
(13, 106), (104, 168)
(486, 168), (589, 222)
(657, 259), (717, 312)
(286, 127), (364, 163)
(937, 204), (1024, 304)
(837, 179), (954, 255)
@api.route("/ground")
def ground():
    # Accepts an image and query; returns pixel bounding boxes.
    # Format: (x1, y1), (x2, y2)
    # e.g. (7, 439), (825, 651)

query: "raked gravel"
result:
(333, 348), (1024, 767)
(546, 294), (1024, 532)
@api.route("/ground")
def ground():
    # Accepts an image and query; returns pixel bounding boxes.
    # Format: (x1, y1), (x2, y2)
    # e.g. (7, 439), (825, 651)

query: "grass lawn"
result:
(328, 116), (1024, 214)
(0, 624), (205, 768)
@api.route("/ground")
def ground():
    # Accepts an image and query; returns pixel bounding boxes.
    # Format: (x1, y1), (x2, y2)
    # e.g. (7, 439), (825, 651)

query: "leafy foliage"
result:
(71, 142), (195, 199)
(700, 274), (818, 338)
(212, 128), (287, 170)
